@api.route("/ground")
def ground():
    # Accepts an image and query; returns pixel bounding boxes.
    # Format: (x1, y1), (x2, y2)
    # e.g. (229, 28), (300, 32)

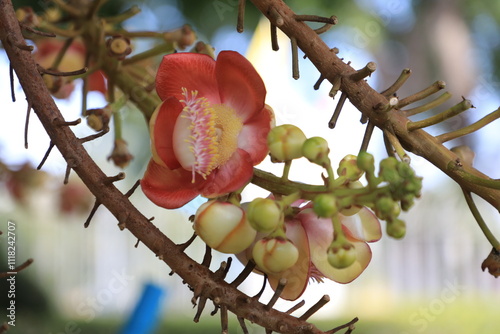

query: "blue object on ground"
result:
(119, 282), (165, 334)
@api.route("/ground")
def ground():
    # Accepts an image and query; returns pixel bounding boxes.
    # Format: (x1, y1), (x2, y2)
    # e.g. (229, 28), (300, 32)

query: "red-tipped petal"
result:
(199, 148), (254, 198)
(216, 51), (266, 122)
(88, 71), (107, 94)
(340, 208), (382, 243)
(238, 105), (273, 165)
(267, 219), (310, 301)
(150, 97), (183, 169)
(140, 160), (200, 209)
(156, 53), (220, 103)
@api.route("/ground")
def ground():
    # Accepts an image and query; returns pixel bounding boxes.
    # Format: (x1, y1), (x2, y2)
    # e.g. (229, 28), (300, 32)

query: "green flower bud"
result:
(246, 198), (282, 233)
(302, 136), (330, 165)
(386, 218), (406, 239)
(327, 242), (356, 269)
(357, 151), (375, 173)
(313, 193), (338, 218)
(267, 124), (307, 162)
(194, 200), (256, 254)
(379, 157), (401, 185)
(337, 154), (363, 181)
(375, 197), (401, 220)
(252, 237), (299, 274)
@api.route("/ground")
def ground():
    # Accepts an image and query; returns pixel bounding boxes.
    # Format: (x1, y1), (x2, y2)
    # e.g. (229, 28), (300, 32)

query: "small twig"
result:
(230, 260), (256, 288)
(314, 74), (325, 90)
(9, 63), (15, 102)
(37, 142), (55, 170)
(51, 0), (81, 17)
(436, 107), (500, 143)
(237, 0), (246, 33)
(383, 128), (410, 163)
(291, 37), (299, 79)
(397, 80), (446, 108)
(299, 295), (330, 320)
(103, 5), (141, 24)
(265, 278), (287, 310)
(407, 98), (473, 131)
(124, 179), (141, 197)
(104, 172), (126, 184)
(79, 127), (109, 143)
(403, 92), (452, 116)
(54, 118), (82, 126)
(220, 304), (229, 334)
(463, 190), (500, 250)
(359, 121), (375, 152)
(350, 62), (376, 82)
(201, 245), (212, 267)
(329, 92), (347, 128)
(177, 233), (198, 252)
(24, 100), (32, 149)
(326, 317), (359, 334)
(253, 274), (268, 299)
(237, 316), (249, 334)
(84, 200), (102, 228)
(373, 96), (398, 113)
(380, 68), (411, 97)
(285, 299), (305, 314)
(39, 65), (88, 77)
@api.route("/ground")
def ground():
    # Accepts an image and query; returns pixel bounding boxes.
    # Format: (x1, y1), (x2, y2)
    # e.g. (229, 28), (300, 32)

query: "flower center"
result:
(175, 88), (243, 182)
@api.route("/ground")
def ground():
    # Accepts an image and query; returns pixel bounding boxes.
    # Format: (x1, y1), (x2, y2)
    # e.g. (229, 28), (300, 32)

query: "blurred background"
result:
(1, 0), (500, 333)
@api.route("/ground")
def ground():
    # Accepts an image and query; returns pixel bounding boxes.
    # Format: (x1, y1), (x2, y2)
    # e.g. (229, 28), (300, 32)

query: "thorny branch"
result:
(249, 0), (500, 210)
(0, 0), (337, 333)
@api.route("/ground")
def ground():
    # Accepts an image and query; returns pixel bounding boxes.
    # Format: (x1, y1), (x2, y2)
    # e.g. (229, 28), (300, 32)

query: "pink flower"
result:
(238, 203), (382, 301)
(141, 51), (273, 209)
(34, 39), (107, 98)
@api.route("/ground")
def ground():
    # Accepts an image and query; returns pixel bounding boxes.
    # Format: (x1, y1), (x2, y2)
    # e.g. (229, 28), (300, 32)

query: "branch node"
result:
(373, 96), (398, 113)
(105, 172), (126, 184)
(350, 61), (376, 82)
(265, 278), (287, 310)
(268, 7), (284, 26)
(54, 118), (82, 126)
(84, 200), (102, 228)
(380, 68), (411, 97)
(299, 294), (330, 320)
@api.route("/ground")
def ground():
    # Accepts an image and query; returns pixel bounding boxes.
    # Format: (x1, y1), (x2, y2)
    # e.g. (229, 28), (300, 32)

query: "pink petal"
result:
(199, 149), (254, 198)
(150, 97), (183, 169)
(313, 237), (373, 284)
(267, 218), (311, 301)
(299, 208), (375, 283)
(216, 51), (266, 122)
(156, 53), (220, 103)
(340, 208), (382, 242)
(237, 104), (273, 165)
(140, 160), (202, 209)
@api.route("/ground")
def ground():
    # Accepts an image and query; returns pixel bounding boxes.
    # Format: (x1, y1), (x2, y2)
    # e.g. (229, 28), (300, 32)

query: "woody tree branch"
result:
(0, 1), (334, 333)
(249, 0), (500, 209)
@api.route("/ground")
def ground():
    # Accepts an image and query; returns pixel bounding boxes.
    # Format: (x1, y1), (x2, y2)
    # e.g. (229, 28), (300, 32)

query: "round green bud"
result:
(246, 198), (282, 233)
(357, 151), (375, 173)
(337, 154), (363, 181)
(386, 219), (406, 239)
(375, 197), (401, 220)
(327, 243), (356, 269)
(194, 200), (256, 254)
(302, 136), (330, 165)
(267, 124), (307, 162)
(313, 194), (338, 217)
(252, 237), (299, 274)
